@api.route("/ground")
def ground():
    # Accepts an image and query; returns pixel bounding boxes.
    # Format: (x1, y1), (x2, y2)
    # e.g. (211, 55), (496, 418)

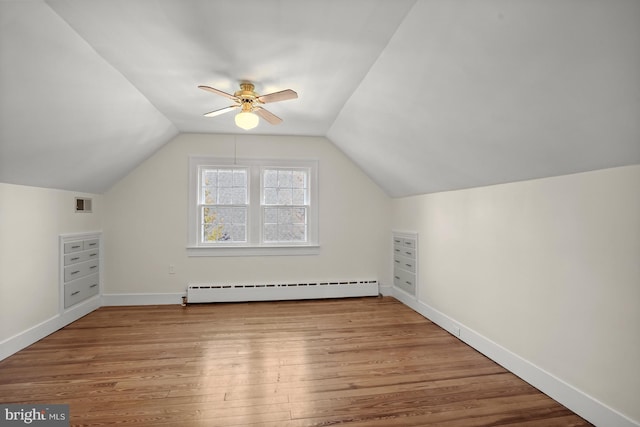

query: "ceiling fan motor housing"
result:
(236, 83), (258, 100)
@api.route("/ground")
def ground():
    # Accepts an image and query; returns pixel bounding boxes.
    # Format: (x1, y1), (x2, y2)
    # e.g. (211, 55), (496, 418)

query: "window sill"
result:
(186, 245), (320, 257)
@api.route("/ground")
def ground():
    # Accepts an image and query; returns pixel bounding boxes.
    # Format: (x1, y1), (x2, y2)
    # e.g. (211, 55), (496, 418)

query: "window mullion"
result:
(249, 166), (262, 244)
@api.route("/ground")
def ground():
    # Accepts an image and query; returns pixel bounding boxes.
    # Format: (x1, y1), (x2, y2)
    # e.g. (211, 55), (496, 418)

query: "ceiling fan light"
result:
(235, 111), (259, 130)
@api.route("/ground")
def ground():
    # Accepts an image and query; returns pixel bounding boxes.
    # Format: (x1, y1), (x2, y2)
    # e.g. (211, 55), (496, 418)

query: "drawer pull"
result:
(394, 276), (401, 280)
(90, 284), (98, 288)
(70, 270), (80, 275)
(395, 260), (400, 264)
(406, 281), (412, 285)
(70, 257), (79, 261)
(89, 266), (97, 270)
(406, 263), (412, 268)
(405, 251), (412, 255)
(88, 243), (97, 247)
(71, 291), (80, 296)
(89, 253), (97, 257)
(71, 245), (81, 249)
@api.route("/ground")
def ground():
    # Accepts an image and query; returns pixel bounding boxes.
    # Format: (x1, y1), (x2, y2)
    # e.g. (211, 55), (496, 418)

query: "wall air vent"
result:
(75, 197), (92, 213)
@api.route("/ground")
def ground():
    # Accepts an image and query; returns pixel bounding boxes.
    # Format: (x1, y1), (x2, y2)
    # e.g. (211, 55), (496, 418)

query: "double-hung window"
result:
(199, 167), (248, 243)
(262, 168), (309, 243)
(188, 157), (318, 256)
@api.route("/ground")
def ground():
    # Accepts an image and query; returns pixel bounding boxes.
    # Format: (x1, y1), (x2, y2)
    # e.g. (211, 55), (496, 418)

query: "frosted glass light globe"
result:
(235, 112), (259, 130)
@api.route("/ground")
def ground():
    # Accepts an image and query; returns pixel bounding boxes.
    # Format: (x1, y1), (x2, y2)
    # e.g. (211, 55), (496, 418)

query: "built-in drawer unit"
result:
(60, 233), (101, 309)
(392, 232), (418, 296)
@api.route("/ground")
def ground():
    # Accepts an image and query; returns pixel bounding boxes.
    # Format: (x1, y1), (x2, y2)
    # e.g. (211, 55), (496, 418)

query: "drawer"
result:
(394, 254), (416, 273)
(64, 262), (88, 282)
(86, 249), (99, 261)
(86, 259), (99, 275)
(64, 274), (99, 308)
(64, 241), (84, 254)
(393, 268), (416, 295)
(64, 251), (89, 266)
(402, 238), (416, 249)
(400, 247), (415, 259)
(64, 259), (98, 282)
(83, 239), (99, 250)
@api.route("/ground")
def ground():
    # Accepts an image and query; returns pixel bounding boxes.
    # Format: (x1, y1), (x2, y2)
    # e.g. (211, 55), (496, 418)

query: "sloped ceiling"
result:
(1, 0), (639, 196)
(329, 0), (640, 196)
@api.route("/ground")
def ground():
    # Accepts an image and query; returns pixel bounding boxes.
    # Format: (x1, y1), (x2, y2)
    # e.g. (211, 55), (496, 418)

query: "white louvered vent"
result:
(186, 280), (378, 303)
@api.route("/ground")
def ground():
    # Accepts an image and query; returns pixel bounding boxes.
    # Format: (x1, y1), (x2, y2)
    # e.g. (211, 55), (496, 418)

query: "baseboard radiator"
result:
(186, 279), (379, 303)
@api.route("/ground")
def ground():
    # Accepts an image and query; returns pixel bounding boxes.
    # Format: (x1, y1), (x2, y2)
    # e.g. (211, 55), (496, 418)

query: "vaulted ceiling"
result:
(1, 0), (639, 197)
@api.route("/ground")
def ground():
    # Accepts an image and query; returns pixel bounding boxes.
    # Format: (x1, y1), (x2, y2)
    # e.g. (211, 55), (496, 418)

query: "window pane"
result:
(201, 167), (248, 207)
(292, 170), (306, 188)
(264, 207), (278, 224)
(218, 187), (233, 204)
(202, 186), (216, 204)
(233, 170), (247, 187)
(264, 223), (278, 242)
(278, 207), (292, 224)
(232, 188), (246, 204)
(277, 189), (293, 205)
(278, 224), (293, 241)
(264, 188), (277, 205)
(291, 224), (307, 241)
(201, 206), (247, 243)
(264, 169), (278, 188)
(292, 189), (305, 205)
(261, 207), (307, 243)
(273, 223), (306, 242)
(278, 170), (292, 187)
(232, 208), (246, 224)
(231, 224), (246, 241)
(218, 169), (233, 187)
(263, 168), (309, 207)
(292, 207), (306, 224)
(202, 170), (217, 186)
(202, 222), (229, 242)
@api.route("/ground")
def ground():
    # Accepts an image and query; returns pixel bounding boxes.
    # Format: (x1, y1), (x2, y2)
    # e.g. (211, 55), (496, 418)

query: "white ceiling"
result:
(1, 0), (639, 196)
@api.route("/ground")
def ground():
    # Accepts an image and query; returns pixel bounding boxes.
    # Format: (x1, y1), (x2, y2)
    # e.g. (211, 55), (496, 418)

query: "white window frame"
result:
(187, 156), (319, 256)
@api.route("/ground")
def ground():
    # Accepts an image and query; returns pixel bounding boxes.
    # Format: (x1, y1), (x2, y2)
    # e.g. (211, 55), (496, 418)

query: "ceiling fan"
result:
(198, 82), (298, 130)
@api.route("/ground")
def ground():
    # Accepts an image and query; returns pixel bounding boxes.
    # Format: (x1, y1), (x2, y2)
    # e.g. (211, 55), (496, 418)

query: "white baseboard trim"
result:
(0, 296), (101, 362)
(101, 292), (184, 306)
(391, 288), (639, 427)
(378, 283), (393, 296)
(6, 286), (637, 427)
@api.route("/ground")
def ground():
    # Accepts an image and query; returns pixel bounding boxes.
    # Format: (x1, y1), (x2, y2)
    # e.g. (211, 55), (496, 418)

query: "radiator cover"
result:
(186, 280), (378, 303)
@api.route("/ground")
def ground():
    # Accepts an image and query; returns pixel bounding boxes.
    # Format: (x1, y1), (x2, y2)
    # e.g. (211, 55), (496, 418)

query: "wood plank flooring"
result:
(0, 297), (591, 426)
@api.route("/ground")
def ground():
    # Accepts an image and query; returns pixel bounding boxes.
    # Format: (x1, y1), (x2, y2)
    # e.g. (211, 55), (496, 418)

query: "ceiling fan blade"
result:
(198, 85), (238, 101)
(257, 89), (298, 104)
(203, 105), (238, 117)
(254, 107), (283, 125)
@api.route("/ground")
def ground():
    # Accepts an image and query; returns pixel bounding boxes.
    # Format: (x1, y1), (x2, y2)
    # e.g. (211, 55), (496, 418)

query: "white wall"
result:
(0, 183), (102, 344)
(103, 133), (390, 297)
(391, 165), (640, 424)
(5, 139), (636, 425)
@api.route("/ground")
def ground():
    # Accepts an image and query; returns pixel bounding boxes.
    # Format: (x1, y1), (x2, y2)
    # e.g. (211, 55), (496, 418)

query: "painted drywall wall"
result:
(391, 165), (640, 423)
(0, 183), (102, 342)
(103, 133), (390, 296)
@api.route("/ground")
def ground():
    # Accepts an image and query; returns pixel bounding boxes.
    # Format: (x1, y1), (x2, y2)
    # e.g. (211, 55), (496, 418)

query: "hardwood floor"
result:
(0, 297), (591, 426)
